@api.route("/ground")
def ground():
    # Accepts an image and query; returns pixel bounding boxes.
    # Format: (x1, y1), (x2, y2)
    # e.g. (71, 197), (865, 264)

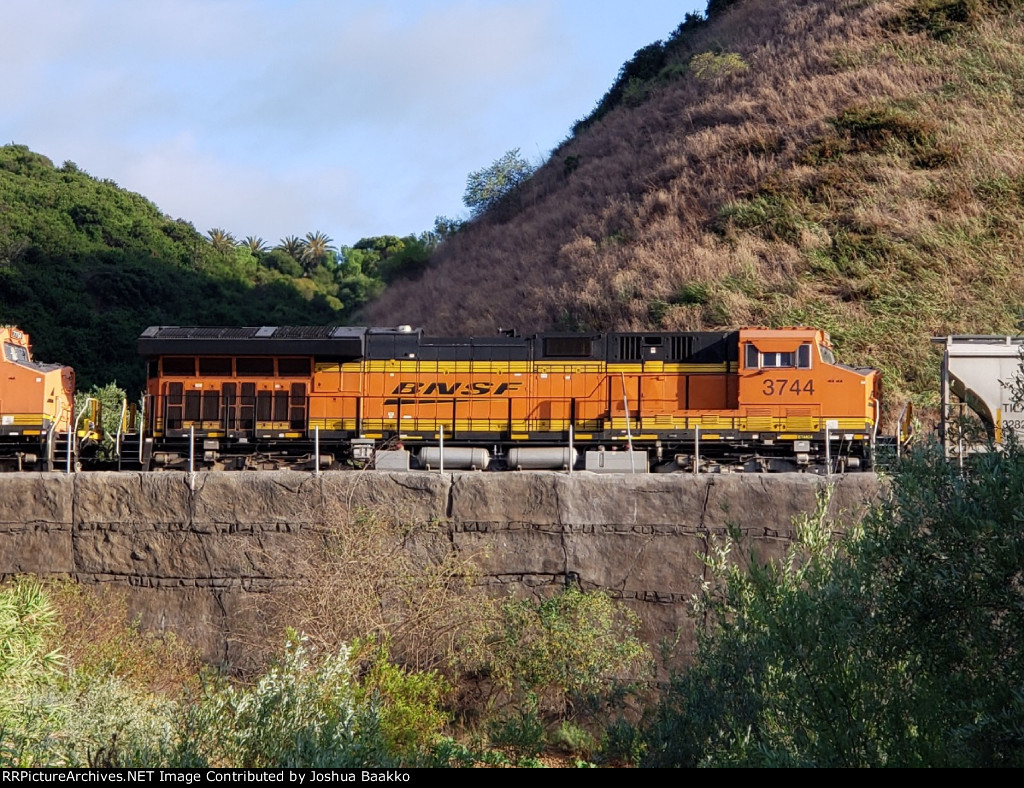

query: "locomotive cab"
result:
(737, 327), (881, 470)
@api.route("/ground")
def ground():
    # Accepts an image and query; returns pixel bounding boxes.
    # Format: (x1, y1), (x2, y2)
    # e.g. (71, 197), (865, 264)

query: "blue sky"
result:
(5, 0), (704, 246)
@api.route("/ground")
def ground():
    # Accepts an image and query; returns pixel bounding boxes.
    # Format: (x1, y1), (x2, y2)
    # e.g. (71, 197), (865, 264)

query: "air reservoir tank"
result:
(506, 447), (578, 470)
(419, 447), (490, 470)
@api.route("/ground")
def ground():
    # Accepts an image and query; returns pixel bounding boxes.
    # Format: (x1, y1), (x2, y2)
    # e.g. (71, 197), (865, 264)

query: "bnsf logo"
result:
(391, 381), (524, 396)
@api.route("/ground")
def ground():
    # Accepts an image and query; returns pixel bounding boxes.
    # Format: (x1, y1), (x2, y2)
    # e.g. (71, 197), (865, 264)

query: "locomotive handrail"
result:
(48, 395), (63, 472)
(115, 398), (128, 459)
(69, 397), (100, 473)
(619, 372), (636, 474)
(136, 394), (148, 465)
(895, 400), (915, 458)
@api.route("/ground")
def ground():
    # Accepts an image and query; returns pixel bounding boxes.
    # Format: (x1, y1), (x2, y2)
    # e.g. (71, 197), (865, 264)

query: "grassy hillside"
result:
(367, 0), (1024, 413)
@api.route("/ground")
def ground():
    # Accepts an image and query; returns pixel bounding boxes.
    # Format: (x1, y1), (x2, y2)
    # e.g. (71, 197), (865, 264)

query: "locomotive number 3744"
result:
(762, 378), (816, 396)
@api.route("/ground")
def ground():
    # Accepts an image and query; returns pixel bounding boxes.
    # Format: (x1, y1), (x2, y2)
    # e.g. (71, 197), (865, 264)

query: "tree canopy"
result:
(462, 148), (536, 219)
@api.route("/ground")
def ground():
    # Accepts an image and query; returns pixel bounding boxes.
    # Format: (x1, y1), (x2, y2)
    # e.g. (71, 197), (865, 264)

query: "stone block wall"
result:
(0, 470), (883, 664)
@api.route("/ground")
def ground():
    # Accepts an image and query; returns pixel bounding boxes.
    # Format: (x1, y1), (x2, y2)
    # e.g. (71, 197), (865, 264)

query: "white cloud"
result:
(5, 0), (702, 242)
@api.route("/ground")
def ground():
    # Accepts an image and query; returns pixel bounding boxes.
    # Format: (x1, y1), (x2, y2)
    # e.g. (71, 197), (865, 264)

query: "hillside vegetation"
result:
(0, 147), (436, 392)
(367, 0), (1024, 411)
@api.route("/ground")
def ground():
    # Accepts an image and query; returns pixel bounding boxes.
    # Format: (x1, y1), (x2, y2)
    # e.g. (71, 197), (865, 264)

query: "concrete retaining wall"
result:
(0, 470), (883, 664)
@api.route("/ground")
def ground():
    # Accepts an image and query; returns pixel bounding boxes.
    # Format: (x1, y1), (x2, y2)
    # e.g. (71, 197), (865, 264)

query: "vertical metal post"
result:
(825, 425), (831, 476)
(694, 425), (700, 475)
(314, 425), (320, 476)
(620, 372), (634, 452)
(940, 339), (951, 458)
(568, 424), (574, 475)
(65, 396), (71, 473)
(139, 396), (146, 465)
(189, 425), (196, 491)
(439, 424), (444, 474)
(620, 372), (635, 474)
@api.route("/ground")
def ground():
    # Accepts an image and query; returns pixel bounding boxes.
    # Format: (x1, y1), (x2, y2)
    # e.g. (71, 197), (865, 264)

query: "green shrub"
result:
(834, 104), (939, 154)
(351, 638), (451, 761)
(0, 578), (62, 688)
(622, 77), (653, 108)
(550, 720), (598, 759)
(689, 51), (749, 81)
(172, 633), (397, 768)
(0, 580), (176, 769)
(674, 281), (713, 306)
(644, 440), (1024, 767)
(715, 195), (809, 245)
(487, 587), (652, 720)
(599, 718), (646, 766)
(487, 696), (547, 762)
(891, 0), (1024, 40)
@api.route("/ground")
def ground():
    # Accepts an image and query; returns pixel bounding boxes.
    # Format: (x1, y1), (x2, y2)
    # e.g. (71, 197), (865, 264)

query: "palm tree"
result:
(207, 228), (235, 254)
(276, 235), (304, 262)
(241, 236), (269, 256)
(300, 231), (334, 276)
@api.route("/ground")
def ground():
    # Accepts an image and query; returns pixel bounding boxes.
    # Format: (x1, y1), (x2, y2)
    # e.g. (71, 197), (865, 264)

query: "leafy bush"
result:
(0, 578), (467, 768)
(174, 633), (393, 768)
(75, 382), (127, 458)
(644, 441), (1024, 767)
(689, 51), (749, 81)
(351, 638), (452, 761)
(550, 720), (598, 759)
(486, 587), (651, 720)
(599, 718), (646, 766)
(0, 579), (178, 768)
(486, 696), (547, 762)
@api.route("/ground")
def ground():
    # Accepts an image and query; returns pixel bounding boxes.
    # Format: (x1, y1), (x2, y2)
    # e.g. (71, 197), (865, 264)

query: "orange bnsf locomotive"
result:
(0, 326), (101, 471)
(126, 325), (882, 473)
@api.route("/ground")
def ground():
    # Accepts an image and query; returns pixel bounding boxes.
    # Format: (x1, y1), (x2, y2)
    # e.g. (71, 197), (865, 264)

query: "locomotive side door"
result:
(164, 382), (184, 431)
(609, 373), (640, 434)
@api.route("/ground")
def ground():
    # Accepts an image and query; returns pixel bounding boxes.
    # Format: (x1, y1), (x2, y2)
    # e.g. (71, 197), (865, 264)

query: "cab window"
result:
(745, 343), (813, 369)
(762, 351), (795, 368)
(3, 342), (29, 365)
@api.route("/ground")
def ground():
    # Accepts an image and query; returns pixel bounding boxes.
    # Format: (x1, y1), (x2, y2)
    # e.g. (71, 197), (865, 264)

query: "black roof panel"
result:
(138, 326), (368, 358)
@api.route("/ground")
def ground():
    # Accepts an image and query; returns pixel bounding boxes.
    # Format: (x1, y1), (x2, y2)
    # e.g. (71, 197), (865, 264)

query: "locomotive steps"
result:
(0, 470), (883, 663)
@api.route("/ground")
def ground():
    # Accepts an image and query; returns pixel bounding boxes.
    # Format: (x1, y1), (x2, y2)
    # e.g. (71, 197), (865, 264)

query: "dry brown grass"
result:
(242, 501), (497, 676)
(366, 0), (1024, 414)
(45, 580), (203, 696)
